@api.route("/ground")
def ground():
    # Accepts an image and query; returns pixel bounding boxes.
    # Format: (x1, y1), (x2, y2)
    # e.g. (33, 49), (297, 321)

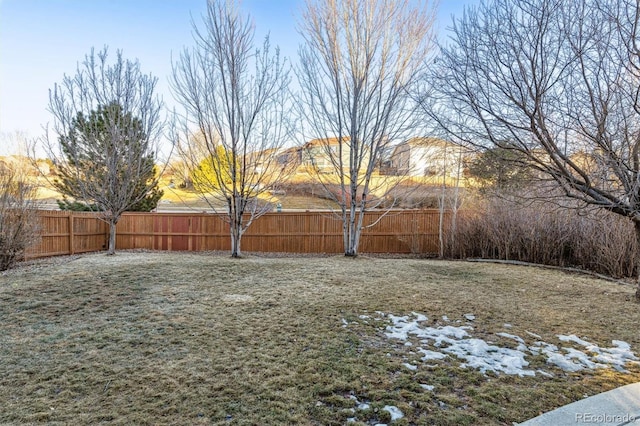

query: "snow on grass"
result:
(380, 312), (639, 377)
(383, 405), (404, 421)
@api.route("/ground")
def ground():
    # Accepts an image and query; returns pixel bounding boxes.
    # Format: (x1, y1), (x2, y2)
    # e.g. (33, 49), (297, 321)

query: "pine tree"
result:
(54, 102), (163, 214)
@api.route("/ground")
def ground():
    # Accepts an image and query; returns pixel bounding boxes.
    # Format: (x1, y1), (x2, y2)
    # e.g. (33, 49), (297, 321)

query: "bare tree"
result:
(297, 0), (437, 256)
(39, 47), (166, 254)
(425, 0), (640, 298)
(171, 0), (292, 258)
(0, 159), (40, 270)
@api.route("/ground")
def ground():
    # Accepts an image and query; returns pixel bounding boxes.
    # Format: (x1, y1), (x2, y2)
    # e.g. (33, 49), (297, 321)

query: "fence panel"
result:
(25, 209), (450, 258)
(25, 211), (107, 259)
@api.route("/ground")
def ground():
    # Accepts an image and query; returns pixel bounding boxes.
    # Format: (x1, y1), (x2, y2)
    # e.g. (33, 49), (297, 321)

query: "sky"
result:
(0, 0), (479, 156)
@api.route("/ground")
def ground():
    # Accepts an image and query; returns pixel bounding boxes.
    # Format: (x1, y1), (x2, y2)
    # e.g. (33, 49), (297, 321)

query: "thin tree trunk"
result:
(342, 210), (350, 256)
(345, 198), (358, 257)
(230, 219), (242, 258)
(230, 231), (240, 258)
(108, 218), (117, 255)
(634, 220), (640, 302)
(341, 149), (362, 257)
(438, 156), (447, 259)
(448, 148), (463, 253)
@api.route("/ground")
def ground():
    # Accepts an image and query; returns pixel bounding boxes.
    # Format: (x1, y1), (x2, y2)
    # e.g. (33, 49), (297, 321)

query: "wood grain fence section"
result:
(26, 209), (449, 259)
(26, 210), (108, 259)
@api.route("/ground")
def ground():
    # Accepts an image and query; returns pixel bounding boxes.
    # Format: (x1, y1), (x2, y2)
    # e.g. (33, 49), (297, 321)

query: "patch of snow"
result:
(497, 332), (525, 345)
(537, 369), (554, 378)
(403, 363), (417, 371)
(545, 352), (584, 372)
(359, 315), (370, 320)
(503, 323), (512, 328)
(526, 331), (542, 339)
(404, 341), (413, 347)
(444, 337), (535, 377)
(412, 312), (428, 322)
(497, 332), (528, 352)
(418, 348), (447, 361)
(379, 312), (639, 377)
(346, 417), (356, 423)
(357, 402), (370, 410)
(420, 384), (435, 391)
(442, 315), (449, 322)
(383, 405), (404, 421)
(464, 314), (476, 321)
(387, 314), (533, 376)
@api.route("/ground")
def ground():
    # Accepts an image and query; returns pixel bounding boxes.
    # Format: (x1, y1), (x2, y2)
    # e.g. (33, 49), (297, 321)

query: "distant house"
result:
(276, 146), (303, 168)
(389, 137), (467, 178)
(246, 148), (280, 176)
(299, 137), (374, 174)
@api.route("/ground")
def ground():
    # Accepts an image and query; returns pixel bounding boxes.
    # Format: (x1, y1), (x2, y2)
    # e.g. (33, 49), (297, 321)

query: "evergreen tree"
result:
(54, 102), (163, 214)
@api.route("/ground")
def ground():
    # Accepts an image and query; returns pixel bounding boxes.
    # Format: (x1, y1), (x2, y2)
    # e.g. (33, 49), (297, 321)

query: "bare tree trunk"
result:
(108, 218), (117, 255)
(346, 197), (359, 257)
(230, 202), (243, 258)
(635, 220), (640, 302)
(438, 145), (448, 259)
(448, 148), (464, 255)
(230, 224), (242, 258)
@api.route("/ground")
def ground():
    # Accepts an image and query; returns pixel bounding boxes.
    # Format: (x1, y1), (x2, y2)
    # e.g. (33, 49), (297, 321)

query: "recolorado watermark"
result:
(576, 413), (638, 423)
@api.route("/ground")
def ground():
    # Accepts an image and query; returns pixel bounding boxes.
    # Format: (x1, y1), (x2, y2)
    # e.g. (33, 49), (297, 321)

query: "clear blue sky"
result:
(0, 0), (478, 155)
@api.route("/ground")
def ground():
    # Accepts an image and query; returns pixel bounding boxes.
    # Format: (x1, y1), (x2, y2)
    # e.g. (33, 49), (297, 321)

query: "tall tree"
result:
(54, 102), (163, 213)
(297, 0), (436, 256)
(171, 0), (292, 258)
(42, 48), (165, 254)
(426, 0), (640, 298)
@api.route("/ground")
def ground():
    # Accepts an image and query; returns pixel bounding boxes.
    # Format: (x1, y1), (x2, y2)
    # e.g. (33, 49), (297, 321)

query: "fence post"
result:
(188, 216), (193, 251)
(69, 212), (75, 255)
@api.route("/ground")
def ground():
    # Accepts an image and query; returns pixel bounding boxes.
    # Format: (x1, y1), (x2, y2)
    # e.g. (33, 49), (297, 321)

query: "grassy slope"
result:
(0, 253), (639, 425)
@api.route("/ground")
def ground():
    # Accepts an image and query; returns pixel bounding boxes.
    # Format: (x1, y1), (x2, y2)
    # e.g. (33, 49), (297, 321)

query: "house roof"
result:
(304, 137), (350, 148)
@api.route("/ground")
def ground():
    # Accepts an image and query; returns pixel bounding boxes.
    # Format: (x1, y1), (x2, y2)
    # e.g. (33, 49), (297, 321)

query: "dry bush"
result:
(446, 198), (637, 278)
(0, 162), (40, 271)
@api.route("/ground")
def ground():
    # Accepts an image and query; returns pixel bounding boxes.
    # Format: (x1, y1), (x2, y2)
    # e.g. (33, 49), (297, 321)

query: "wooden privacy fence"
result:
(26, 209), (450, 259)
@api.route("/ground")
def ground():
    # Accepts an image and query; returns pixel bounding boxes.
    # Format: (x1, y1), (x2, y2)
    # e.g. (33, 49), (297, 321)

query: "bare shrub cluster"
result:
(0, 162), (40, 271)
(446, 198), (638, 279)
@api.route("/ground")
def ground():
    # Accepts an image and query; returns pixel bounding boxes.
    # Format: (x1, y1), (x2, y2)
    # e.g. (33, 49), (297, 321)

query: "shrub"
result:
(0, 163), (40, 271)
(445, 198), (637, 279)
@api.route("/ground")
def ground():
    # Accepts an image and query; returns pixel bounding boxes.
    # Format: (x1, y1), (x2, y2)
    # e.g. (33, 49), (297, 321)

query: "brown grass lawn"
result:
(1, 252), (639, 425)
